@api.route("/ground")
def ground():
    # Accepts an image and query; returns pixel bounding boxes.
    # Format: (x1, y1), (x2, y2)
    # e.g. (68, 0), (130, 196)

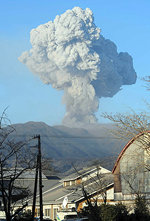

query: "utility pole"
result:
(38, 135), (43, 221)
(32, 155), (38, 220)
(32, 135), (43, 221)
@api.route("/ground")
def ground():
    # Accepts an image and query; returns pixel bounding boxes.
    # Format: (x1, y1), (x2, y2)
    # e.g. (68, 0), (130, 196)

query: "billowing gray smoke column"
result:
(19, 7), (137, 126)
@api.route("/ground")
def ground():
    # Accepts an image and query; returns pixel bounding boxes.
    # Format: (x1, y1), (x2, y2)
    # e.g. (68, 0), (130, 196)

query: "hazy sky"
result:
(1, 0), (150, 126)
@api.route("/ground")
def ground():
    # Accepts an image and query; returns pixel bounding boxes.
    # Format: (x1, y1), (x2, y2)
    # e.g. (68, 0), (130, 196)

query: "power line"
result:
(9, 134), (120, 139)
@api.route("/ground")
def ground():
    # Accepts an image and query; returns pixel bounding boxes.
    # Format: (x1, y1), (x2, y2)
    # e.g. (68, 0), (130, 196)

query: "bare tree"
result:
(102, 110), (150, 205)
(102, 112), (150, 168)
(102, 112), (150, 140)
(67, 165), (113, 221)
(0, 111), (36, 221)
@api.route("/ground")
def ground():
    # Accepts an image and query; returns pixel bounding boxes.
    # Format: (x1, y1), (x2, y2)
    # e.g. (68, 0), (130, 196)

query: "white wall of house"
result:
(106, 187), (114, 200)
(92, 186), (114, 201)
(82, 167), (111, 182)
(26, 202), (76, 220)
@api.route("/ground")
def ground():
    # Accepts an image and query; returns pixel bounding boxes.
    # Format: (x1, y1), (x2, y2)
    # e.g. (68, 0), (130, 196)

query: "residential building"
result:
(24, 166), (114, 220)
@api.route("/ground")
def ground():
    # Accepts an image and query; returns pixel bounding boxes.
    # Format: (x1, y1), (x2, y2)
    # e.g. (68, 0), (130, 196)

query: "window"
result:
(71, 180), (75, 185)
(64, 181), (70, 186)
(54, 208), (58, 219)
(45, 208), (51, 217)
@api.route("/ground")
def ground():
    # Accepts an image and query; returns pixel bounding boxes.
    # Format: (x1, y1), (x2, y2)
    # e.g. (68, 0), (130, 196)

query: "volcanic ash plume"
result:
(19, 7), (137, 126)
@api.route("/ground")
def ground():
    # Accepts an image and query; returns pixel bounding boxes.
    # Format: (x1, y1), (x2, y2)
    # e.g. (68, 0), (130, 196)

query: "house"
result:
(3, 129), (150, 220)
(113, 131), (150, 205)
(19, 131), (150, 219)
(24, 165), (114, 220)
(0, 164), (115, 220)
(0, 168), (60, 219)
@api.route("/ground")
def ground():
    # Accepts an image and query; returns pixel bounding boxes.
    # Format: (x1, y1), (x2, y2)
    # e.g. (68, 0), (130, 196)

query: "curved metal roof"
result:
(112, 131), (150, 173)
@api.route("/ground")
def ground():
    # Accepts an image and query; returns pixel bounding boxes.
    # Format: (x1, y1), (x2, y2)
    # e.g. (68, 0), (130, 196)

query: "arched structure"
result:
(112, 131), (150, 202)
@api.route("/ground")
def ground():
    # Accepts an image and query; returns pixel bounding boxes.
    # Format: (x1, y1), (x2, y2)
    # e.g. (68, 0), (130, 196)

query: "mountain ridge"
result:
(11, 121), (125, 172)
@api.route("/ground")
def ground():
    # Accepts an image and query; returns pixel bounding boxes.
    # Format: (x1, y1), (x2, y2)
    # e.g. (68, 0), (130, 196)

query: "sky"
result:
(0, 0), (150, 126)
